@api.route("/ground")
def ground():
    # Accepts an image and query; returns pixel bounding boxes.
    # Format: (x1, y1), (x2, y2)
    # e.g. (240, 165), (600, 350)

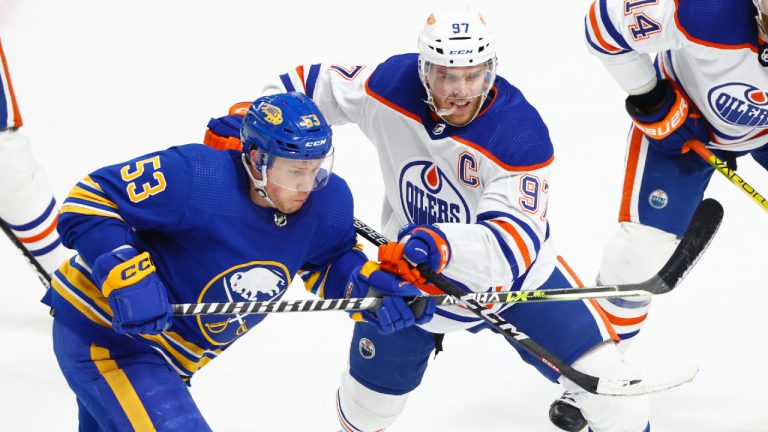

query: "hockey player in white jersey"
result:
(204, 8), (654, 432)
(0, 36), (70, 275)
(544, 0), (768, 430)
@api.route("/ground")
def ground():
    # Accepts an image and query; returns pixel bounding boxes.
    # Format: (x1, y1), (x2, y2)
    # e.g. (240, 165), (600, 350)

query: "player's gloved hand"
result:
(203, 102), (250, 151)
(391, 224), (451, 273)
(625, 79), (710, 155)
(347, 261), (436, 334)
(92, 247), (173, 335)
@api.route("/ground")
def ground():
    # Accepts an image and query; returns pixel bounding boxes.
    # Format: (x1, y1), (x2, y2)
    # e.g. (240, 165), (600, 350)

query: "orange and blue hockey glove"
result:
(626, 79), (710, 155)
(395, 224), (451, 273)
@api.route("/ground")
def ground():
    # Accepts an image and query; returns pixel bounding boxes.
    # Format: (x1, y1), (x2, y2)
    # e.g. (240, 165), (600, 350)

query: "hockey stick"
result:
(0, 216), (52, 288)
(352, 198), (723, 396)
(171, 284), (662, 317)
(171, 265), (709, 317)
(689, 140), (768, 214)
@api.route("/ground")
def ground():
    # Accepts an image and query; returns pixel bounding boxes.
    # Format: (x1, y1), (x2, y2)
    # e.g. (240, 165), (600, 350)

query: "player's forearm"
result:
(595, 52), (657, 95)
(433, 223), (515, 290)
(57, 214), (135, 266)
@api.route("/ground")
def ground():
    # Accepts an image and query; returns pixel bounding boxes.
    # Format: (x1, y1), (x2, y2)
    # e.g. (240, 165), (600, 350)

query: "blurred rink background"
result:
(1, 0), (767, 430)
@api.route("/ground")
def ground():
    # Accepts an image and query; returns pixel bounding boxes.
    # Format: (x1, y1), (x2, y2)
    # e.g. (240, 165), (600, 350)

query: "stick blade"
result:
(655, 198), (724, 293)
(595, 366), (699, 396)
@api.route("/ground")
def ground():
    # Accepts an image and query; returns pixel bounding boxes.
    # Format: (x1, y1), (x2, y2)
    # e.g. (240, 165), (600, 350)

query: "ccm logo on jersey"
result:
(633, 97), (688, 139)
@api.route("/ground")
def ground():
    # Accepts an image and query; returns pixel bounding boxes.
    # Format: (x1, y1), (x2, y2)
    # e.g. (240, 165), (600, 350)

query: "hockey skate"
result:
(549, 391), (587, 431)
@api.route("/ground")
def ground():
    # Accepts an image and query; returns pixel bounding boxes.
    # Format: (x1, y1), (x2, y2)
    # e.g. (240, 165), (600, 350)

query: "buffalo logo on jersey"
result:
(197, 262), (289, 345)
(708, 83), (768, 130)
(399, 160), (470, 225)
(258, 102), (283, 125)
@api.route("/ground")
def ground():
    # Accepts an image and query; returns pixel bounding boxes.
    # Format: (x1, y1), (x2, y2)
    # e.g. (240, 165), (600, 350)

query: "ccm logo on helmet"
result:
(305, 139), (327, 147)
(449, 50), (474, 55)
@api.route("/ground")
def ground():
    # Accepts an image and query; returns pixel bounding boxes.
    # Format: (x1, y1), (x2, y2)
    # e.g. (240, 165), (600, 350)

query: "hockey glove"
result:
(92, 247), (173, 335)
(347, 261), (435, 334)
(626, 79), (710, 155)
(394, 224), (451, 273)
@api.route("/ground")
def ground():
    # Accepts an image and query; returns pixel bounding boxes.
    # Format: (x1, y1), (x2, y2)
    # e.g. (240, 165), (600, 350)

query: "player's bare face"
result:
(427, 65), (487, 126)
(264, 158), (322, 214)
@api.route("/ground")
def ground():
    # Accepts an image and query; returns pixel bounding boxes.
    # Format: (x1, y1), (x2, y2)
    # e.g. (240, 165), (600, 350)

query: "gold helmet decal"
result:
(257, 102), (283, 125)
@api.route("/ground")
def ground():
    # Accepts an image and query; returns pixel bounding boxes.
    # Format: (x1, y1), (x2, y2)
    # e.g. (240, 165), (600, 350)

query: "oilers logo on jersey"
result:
(708, 83), (768, 130)
(398, 160), (470, 225)
(198, 261), (289, 345)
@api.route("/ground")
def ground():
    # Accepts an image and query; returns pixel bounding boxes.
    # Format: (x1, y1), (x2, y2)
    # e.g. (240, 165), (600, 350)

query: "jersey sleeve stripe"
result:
(587, 1), (625, 54)
(279, 73), (297, 92)
(29, 237), (63, 257)
(488, 219), (532, 269)
(598, 0), (631, 50)
(17, 214), (58, 243)
(60, 201), (125, 221)
(0, 38), (22, 129)
(295, 65), (306, 92)
(477, 210), (542, 251)
(477, 220), (521, 280)
(305, 63), (321, 99)
(69, 184), (119, 209)
(3, 197), (57, 230)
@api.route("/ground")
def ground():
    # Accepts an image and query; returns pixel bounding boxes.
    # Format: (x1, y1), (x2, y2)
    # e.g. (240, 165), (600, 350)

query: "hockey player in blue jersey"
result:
(42, 92), (434, 431)
(0, 36), (71, 274)
(205, 8), (654, 432)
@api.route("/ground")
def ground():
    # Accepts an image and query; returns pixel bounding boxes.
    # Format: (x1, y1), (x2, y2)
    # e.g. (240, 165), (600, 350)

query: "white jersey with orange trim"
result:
(264, 53), (560, 333)
(0, 36), (71, 274)
(585, 0), (768, 151)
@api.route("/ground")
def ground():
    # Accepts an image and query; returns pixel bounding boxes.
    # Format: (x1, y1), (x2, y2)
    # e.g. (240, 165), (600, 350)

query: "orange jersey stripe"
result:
(18, 214), (58, 243)
(490, 219), (532, 268)
(588, 1), (622, 53)
(295, 65), (306, 92)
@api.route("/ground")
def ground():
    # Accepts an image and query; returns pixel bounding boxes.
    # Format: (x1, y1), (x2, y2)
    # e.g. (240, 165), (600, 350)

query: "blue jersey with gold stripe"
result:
(45, 144), (361, 377)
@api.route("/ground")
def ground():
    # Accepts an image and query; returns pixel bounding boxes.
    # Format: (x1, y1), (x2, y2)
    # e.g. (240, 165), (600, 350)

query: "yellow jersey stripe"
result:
(68, 184), (119, 209)
(51, 274), (111, 329)
(60, 203), (125, 221)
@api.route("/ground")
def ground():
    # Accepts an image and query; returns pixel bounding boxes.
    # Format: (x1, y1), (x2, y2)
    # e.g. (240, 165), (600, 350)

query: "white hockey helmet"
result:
(417, 7), (497, 125)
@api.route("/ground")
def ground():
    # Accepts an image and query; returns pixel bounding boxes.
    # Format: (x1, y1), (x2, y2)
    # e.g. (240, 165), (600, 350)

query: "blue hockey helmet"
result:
(240, 92), (334, 192)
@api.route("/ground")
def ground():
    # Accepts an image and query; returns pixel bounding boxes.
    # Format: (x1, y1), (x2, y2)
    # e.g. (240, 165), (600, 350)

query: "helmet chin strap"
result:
(241, 154), (278, 209)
